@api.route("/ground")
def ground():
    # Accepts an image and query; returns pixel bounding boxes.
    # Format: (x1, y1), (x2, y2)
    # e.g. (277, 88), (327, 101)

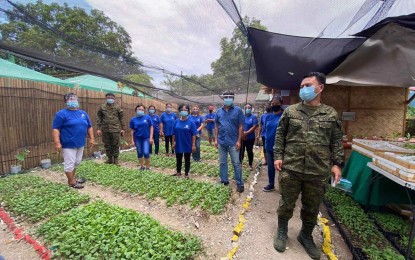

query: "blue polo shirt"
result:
(243, 114), (259, 140)
(160, 112), (177, 136)
(260, 113), (268, 137)
(265, 112), (283, 152)
(129, 115), (153, 139)
(173, 119), (198, 153)
(189, 115), (204, 135)
(215, 105), (244, 146)
(52, 109), (92, 148)
(149, 114), (161, 135)
(205, 113), (216, 130)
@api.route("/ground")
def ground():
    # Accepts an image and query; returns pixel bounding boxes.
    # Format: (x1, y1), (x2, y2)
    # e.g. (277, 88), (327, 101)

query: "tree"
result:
(0, 0), (143, 77)
(163, 16), (267, 95)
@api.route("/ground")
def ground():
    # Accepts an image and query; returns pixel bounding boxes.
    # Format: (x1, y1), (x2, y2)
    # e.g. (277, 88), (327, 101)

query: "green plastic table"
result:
(342, 150), (415, 206)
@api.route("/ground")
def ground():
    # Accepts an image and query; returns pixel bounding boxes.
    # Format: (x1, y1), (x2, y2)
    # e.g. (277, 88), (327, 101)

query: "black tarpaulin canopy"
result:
(249, 13), (415, 89)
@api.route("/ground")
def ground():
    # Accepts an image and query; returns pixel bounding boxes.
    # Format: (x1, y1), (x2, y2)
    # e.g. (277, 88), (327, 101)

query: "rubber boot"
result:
(113, 156), (120, 166)
(297, 224), (321, 260)
(105, 156), (113, 164)
(274, 218), (288, 252)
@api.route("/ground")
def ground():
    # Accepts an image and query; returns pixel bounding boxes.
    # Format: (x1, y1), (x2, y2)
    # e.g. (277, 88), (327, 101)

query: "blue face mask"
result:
(299, 86), (318, 102)
(66, 101), (79, 108)
(180, 111), (189, 117)
(137, 110), (144, 116)
(166, 108), (172, 112)
(149, 109), (155, 114)
(224, 98), (233, 106)
(107, 98), (114, 104)
(245, 109), (251, 114)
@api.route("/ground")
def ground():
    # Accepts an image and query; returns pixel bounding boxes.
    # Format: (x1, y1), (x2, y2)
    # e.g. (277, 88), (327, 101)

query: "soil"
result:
(2, 152), (352, 260)
(0, 223), (39, 260)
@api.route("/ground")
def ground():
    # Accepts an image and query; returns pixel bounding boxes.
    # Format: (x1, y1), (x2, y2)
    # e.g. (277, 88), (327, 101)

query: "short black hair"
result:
(106, 92), (115, 98)
(266, 106), (272, 113)
(222, 90), (234, 96)
(303, 72), (326, 85)
(64, 93), (77, 101)
(165, 103), (172, 107)
(245, 103), (253, 108)
(178, 104), (190, 112)
(148, 105), (156, 110)
(135, 104), (145, 111)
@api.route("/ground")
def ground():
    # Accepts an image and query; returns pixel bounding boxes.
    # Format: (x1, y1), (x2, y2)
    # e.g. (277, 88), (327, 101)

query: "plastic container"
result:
(331, 177), (353, 193)
(40, 159), (51, 169)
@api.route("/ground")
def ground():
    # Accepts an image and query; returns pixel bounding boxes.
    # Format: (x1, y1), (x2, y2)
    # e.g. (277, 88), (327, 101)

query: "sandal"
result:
(172, 173), (181, 177)
(184, 175), (189, 179)
(70, 183), (84, 189)
(76, 178), (86, 184)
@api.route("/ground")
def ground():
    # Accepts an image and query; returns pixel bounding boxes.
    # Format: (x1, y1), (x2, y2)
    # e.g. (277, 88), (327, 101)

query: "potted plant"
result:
(40, 153), (52, 169)
(11, 149), (30, 174)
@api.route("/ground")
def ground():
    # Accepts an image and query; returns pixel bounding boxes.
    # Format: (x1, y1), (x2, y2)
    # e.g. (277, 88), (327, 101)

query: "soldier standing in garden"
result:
(96, 92), (125, 165)
(273, 72), (344, 259)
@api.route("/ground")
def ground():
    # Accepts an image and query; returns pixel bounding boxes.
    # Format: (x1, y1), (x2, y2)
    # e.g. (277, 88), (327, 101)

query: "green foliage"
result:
(0, 0), (142, 76)
(119, 152), (250, 181)
(407, 106), (415, 119)
(36, 201), (202, 259)
(15, 149), (30, 162)
(75, 161), (231, 214)
(0, 175), (89, 222)
(325, 188), (404, 259)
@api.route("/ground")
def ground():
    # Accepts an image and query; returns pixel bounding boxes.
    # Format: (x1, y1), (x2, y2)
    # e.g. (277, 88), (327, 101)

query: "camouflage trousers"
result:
(102, 132), (120, 157)
(277, 169), (328, 226)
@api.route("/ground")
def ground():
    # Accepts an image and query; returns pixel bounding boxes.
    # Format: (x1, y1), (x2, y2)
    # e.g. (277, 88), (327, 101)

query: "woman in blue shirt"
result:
(52, 93), (94, 189)
(189, 105), (204, 162)
(240, 103), (258, 170)
(148, 105), (160, 155)
(130, 104), (154, 170)
(172, 104), (197, 179)
(160, 103), (177, 157)
(257, 106), (271, 165)
(263, 95), (284, 192)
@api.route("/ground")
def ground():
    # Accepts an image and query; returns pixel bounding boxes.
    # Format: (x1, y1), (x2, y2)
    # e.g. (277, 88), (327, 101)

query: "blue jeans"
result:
(266, 150), (275, 187)
(192, 136), (201, 161)
(218, 144), (243, 187)
(135, 137), (150, 159)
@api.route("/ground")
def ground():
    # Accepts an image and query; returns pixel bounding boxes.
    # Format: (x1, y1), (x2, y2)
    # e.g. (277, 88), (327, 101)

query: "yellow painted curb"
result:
(318, 217), (338, 260)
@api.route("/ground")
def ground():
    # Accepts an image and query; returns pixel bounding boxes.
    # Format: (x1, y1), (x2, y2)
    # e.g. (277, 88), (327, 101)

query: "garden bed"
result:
(324, 187), (404, 259)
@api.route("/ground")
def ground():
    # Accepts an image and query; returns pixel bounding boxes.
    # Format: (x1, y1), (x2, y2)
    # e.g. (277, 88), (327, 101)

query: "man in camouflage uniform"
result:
(97, 93), (125, 165)
(273, 72), (344, 259)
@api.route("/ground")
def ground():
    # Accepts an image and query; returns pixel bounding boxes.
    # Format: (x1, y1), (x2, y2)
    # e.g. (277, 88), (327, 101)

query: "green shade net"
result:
(0, 58), (73, 87)
(63, 75), (141, 96)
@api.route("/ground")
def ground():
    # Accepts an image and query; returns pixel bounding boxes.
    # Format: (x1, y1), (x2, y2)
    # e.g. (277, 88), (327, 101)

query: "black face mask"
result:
(271, 105), (281, 112)
(209, 110), (213, 113)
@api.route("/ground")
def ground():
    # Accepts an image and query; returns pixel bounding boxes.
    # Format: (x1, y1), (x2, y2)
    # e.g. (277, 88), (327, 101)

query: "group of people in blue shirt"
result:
(52, 90), (284, 194)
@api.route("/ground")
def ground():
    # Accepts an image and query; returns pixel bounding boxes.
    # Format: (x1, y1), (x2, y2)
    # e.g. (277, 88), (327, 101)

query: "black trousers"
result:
(262, 137), (266, 156)
(165, 135), (174, 154)
(176, 152), (191, 175)
(240, 138), (255, 166)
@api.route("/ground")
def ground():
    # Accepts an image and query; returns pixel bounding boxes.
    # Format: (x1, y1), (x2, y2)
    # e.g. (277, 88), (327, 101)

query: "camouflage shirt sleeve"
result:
(330, 116), (345, 167)
(97, 105), (104, 130)
(118, 107), (125, 130)
(273, 109), (289, 160)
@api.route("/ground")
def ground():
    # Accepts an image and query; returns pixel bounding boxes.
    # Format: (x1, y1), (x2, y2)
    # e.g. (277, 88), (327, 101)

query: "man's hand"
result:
(274, 160), (283, 171)
(54, 142), (62, 153)
(149, 138), (154, 145)
(88, 139), (95, 149)
(97, 130), (102, 137)
(160, 131), (164, 137)
(192, 145), (196, 153)
(235, 141), (241, 150)
(130, 141), (135, 148)
(214, 140), (218, 149)
(172, 143), (176, 151)
(331, 165), (342, 184)
(120, 130), (125, 136)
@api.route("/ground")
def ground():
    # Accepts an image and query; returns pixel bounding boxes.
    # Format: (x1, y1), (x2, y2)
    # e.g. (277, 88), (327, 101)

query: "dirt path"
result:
(28, 160), (352, 260)
(0, 222), (39, 260)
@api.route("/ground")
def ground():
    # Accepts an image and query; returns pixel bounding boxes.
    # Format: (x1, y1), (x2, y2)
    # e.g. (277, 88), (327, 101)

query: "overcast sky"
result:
(3, 0), (415, 86)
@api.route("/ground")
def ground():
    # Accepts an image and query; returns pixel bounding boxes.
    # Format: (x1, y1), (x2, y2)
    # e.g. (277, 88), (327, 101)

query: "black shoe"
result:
(237, 186), (244, 193)
(217, 181), (229, 186)
(263, 184), (275, 192)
